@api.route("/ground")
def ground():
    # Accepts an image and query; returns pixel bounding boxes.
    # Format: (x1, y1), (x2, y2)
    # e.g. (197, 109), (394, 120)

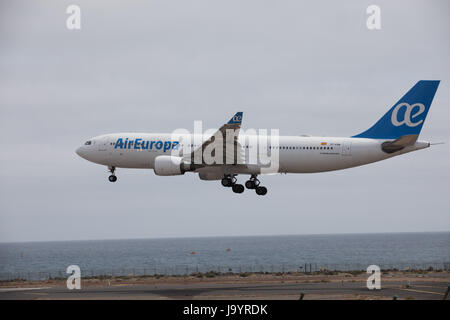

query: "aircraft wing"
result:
(183, 112), (245, 166)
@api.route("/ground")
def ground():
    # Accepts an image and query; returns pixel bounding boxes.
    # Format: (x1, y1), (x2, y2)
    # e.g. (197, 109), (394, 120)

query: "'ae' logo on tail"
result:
(391, 102), (425, 127)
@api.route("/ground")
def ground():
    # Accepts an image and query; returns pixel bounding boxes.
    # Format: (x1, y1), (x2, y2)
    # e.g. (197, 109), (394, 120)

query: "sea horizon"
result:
(1, 230), (449, 245)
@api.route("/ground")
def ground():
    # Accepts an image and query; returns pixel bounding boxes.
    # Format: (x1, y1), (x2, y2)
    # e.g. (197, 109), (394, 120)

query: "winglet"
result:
(227, 112), (243, 124)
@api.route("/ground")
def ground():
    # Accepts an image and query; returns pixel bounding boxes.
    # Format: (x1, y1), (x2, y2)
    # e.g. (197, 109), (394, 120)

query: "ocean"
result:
(0, 232), (449, 280)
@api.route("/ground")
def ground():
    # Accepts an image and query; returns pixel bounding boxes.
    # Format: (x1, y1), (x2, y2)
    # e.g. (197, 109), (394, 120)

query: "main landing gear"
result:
(221, 174), (267, 195)
(108, 166), (117, 182)
(221, 175), (244, 193)
(245, 175), (267, 196)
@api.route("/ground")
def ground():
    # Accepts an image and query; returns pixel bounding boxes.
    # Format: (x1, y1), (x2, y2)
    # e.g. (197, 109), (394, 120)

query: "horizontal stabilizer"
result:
(381, 134), (418, 153)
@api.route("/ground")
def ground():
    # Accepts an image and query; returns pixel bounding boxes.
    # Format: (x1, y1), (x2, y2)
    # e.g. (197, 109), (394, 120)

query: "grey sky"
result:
(0, 0), (449, 242)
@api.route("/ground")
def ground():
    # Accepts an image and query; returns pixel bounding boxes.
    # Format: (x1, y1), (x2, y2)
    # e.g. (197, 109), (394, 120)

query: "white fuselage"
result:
(76, 133), (430, 178)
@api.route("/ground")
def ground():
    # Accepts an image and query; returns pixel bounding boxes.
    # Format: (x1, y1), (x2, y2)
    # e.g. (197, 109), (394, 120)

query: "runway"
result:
(0, 276), (448, 300)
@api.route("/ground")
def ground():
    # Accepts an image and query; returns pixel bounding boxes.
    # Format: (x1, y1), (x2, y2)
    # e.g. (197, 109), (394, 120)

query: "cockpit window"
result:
(85, 141), (92, 145)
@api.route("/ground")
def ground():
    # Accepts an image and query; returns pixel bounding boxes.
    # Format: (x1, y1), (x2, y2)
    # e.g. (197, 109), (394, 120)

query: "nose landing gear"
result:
(108, 166), (117, 182)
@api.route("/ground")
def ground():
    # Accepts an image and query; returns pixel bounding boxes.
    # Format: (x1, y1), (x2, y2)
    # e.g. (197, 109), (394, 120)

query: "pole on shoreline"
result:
(443, 285), (450, 300)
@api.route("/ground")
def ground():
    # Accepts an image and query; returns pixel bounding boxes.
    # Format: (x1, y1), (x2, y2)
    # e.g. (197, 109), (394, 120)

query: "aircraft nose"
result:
(76, 146), (86, 158)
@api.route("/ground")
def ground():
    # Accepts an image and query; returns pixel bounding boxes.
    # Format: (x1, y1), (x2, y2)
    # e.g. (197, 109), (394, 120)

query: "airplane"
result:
(76, 80), (440, 196)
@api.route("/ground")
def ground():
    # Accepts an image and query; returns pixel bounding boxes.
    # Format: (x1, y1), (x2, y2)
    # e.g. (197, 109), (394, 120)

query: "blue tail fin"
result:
(227, 112), (243, 124)
(352, 80), (440, 139)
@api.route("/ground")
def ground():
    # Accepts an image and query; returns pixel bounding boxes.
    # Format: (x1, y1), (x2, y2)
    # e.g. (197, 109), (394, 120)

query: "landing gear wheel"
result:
(245, 180), (255, 189)
(255, 186), (267, 195)
(232, 184), (245, 194)
(107, 166), (117, 182)
(245, 175), (260, 189)
(221, 178), (232, 187)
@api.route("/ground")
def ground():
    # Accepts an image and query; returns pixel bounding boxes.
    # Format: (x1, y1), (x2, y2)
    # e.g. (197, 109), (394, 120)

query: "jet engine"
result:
(154, 156), (191, 176)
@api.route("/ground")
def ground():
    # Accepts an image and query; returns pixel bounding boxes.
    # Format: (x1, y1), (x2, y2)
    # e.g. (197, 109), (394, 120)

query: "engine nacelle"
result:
(154, 156), (186, 176)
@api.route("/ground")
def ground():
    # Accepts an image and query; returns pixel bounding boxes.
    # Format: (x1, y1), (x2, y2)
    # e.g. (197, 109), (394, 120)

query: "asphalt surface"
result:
(0, 280), (448, 300)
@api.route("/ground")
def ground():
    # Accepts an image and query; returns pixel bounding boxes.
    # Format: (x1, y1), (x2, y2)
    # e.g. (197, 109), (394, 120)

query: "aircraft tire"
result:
(245, 180), (256, 189)
(255, 186), (267, 195)
(221, 178), (232, 187)
(232, 184), (244, 193)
